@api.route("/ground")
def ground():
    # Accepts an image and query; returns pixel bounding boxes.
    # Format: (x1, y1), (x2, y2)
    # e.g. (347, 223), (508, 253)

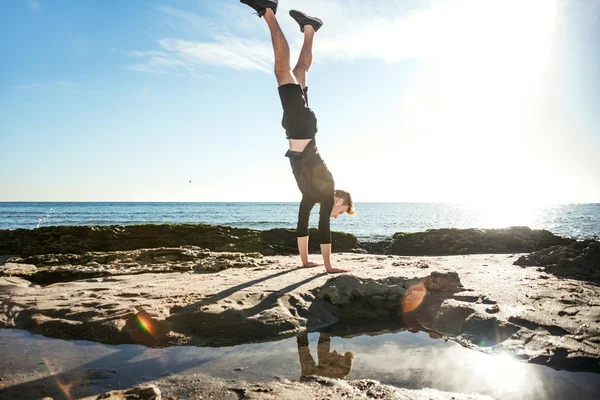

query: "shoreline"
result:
(2, 202), (599, 243)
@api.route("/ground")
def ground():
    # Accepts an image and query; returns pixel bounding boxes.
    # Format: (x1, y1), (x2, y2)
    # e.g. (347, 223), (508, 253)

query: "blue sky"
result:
(1, 0), (599, 203)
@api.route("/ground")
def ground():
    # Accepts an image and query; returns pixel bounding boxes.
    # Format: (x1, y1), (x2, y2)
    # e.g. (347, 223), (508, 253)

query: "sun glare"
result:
(442, 0), (558, 96)
(466, 199), (544, 228)
(472, 352), (527, 393)
(376, 0), (561, 204)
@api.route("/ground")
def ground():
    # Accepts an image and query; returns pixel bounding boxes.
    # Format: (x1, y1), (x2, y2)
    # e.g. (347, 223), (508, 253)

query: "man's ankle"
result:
(303, 25), (316, 34)
(263, 7), (275, 18)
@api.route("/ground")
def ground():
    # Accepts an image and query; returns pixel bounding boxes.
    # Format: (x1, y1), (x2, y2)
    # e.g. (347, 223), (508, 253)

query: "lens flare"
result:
(136, 313), (156, 337)
(36, 338), (76, 400)
(403, 282), (427, 313)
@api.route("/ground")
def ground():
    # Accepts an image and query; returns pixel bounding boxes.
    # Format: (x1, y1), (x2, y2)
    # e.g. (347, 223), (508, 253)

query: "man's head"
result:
(331, 189), (355, 219)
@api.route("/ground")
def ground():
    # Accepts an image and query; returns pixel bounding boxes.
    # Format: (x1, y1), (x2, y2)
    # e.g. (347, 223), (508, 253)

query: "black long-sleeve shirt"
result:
(286, 140), (335, 244)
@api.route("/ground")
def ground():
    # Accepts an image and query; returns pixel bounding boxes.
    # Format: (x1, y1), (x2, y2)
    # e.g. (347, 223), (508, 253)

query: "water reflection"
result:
(297, 332), (355, 380)
(0, 329), (598, 400)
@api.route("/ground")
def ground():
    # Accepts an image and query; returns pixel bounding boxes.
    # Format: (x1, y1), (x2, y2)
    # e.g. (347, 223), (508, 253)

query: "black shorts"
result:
(278, 83), (318, 140)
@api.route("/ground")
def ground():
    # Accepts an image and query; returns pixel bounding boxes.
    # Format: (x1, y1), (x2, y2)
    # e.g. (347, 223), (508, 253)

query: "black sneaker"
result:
(289, 10), (323, 32)
(240, 0), (278, 18)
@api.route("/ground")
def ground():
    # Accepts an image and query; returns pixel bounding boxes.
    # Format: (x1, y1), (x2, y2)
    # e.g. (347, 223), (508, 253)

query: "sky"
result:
(1, 0), (599, 203)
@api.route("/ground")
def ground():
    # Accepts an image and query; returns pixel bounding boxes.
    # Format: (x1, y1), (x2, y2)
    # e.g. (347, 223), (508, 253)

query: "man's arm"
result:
(297, 236), (314, 266)
(320, 243), (347, 273)
(297, 196), (318, 267)
(318, 196), (348, 273)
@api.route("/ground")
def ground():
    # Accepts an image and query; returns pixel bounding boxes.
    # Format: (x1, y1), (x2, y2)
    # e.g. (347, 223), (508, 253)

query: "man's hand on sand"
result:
(325, 266), (350, 274)
(301, 262), (321, 268)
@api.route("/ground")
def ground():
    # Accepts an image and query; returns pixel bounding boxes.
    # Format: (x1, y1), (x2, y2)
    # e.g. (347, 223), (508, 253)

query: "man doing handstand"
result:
(241, 0), (355, 273)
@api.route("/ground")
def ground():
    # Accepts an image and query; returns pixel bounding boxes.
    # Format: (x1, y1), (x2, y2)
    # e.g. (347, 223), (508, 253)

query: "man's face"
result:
(330, 204), (349, 219)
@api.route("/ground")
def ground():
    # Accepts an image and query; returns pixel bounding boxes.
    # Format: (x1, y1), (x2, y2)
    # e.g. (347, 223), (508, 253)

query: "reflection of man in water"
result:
(297, 332), (355, 380)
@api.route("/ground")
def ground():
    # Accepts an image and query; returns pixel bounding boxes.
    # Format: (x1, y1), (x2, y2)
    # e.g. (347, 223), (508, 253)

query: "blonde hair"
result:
(334, 189), (356, 216)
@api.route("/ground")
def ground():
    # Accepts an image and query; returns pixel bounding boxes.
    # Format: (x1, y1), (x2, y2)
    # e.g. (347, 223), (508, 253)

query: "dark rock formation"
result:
(314, 274), (540, 363)
(514, 239), (600, 281)
(358, 239), (393, 254)
(389, 226), (574, 256)
(315, 272), (483, 334)
(1, 225), (578, 259)
(161, 272), (472, 348)
(314, 272), (469, 332)
(0, 247), (268, 284)
(0, 224), (359, 257)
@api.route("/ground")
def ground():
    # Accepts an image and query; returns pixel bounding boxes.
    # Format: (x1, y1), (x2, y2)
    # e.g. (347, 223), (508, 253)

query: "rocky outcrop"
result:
(0, 247), (269, 284)
(0, 270), (469, 348)
(1, 253), (598, 373)
(514, 239), (600, 281)
(0, 224), (359, 257)
(167, 272), (472, 347)
(389, 226), (574, 256)
(0, 225), (580, 259)
(315, 272), (463, 319)
(314, 273), (519, 351)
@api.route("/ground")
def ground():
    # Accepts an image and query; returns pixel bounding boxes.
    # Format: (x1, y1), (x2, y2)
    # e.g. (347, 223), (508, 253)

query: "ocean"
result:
(1, 202), (599, 241)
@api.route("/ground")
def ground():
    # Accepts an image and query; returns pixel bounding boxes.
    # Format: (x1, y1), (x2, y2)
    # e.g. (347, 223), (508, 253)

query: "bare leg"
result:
(263, 9), (297, 86)
(288, 24), (317, 153)
(293, 25), (315, 89)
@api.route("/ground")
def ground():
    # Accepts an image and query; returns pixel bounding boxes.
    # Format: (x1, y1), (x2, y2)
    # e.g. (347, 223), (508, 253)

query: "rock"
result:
(389, 227), (573, 256)
(0, 276), (35, 297)
(96, 384), (161, 399)
(358, 239), (393, 254)
(514, 239), (600, 281)
(406, 271), (463, 293)
(317, 275), (406, 306)
(0, 263), (37, 276)
(0, 248), (277, 284)
(0, 224), (361, 257)
(486, 305), (500, 314)
(316, 272), (464, 320)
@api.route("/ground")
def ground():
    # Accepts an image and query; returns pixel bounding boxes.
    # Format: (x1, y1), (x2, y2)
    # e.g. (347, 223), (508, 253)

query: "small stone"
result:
(96, 384), (161, 400)
(486, 305), (500, 314)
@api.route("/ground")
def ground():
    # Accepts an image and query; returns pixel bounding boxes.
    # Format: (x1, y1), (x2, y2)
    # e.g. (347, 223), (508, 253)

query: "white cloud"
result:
(150, 5), (218, 36)
(158, 36), (272, 72)
(130, 0), (420, 75)
(129, 0), (558, 78)
(128, 40), (263, 76)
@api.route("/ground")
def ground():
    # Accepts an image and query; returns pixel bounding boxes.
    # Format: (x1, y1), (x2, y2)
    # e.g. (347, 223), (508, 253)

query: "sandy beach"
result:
(1, 225), (599, 399)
